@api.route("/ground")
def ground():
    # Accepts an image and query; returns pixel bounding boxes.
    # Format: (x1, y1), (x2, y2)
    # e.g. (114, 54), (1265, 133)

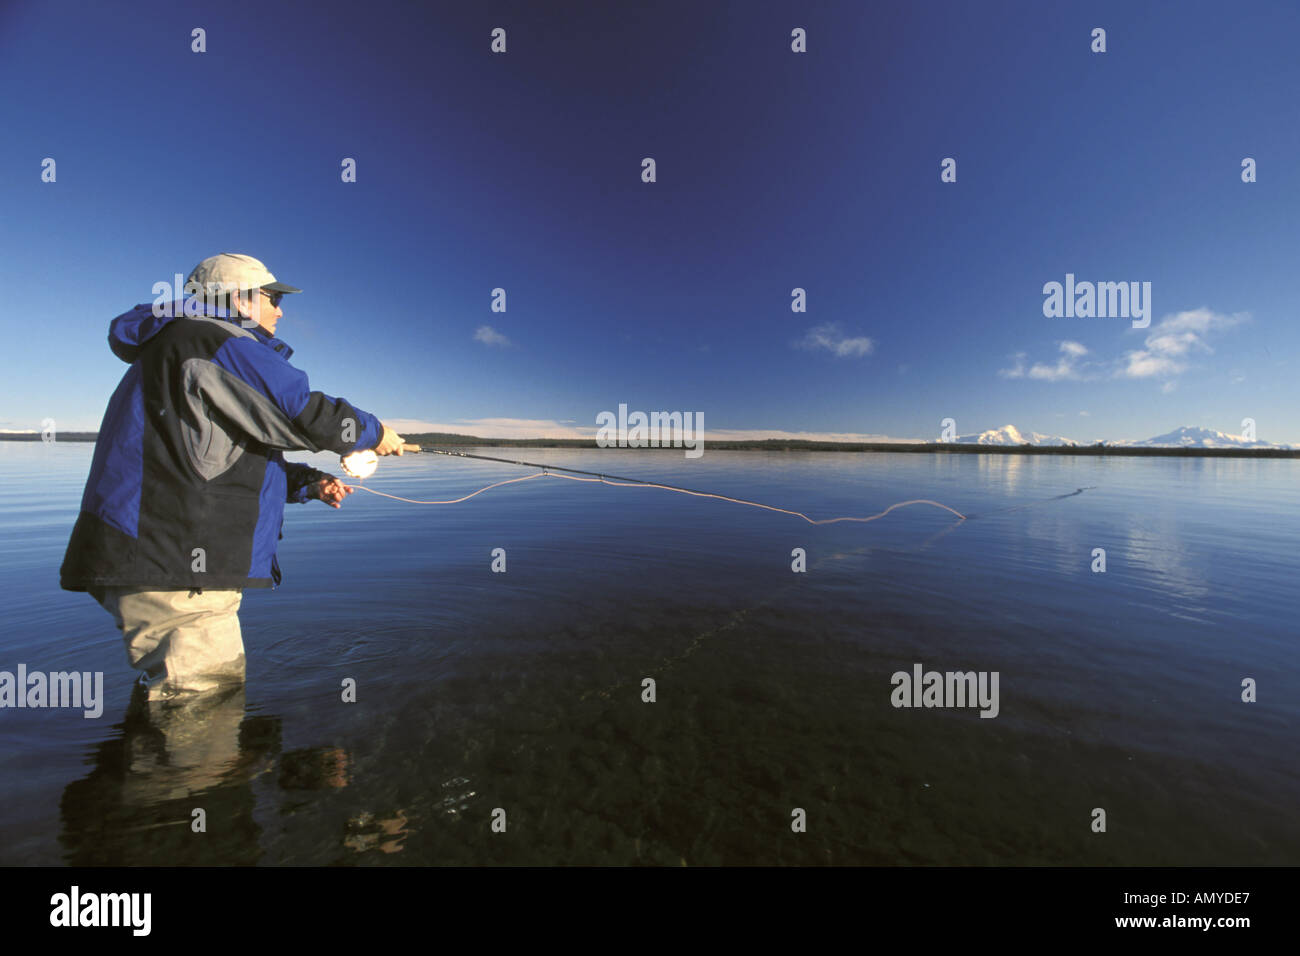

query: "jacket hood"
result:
(109, 301), (293, 362)
(109, 303), (178, 363)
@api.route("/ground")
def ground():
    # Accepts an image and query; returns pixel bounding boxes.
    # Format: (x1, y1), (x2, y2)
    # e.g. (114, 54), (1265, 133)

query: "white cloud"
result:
(795, 323), (875, 358)
(1156, 308), (1246, 336)
(998, 352), (1027, 379)
(1003, 310), (1248, 387)
(474, 325), (511, 347)
(1000, 341), (1088, 381)
(1144, 330), (1202, 357)
(1120, 351), (1184, 378)
(1029, 340), (1088, 380)
(1117, 308), (1246, 380)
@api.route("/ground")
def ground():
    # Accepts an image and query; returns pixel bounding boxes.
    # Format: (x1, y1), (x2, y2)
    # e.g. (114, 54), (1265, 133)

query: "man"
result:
(60, 253), (405, 702)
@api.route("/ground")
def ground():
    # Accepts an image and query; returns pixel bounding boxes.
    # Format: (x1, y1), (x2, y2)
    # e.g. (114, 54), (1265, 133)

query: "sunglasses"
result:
(259, 289), (284, 308)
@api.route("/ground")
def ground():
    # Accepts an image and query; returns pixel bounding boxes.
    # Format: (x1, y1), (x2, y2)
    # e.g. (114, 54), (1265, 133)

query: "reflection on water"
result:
(60, 686), (273, 865)
(1124, 521), (1211, 607)
(976, 450), (1028, 498)
(58, 686), (391, 864)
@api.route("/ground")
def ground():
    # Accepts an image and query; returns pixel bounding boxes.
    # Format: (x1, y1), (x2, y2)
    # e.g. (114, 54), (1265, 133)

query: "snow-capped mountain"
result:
(950, 424), (1076, 446)
(936, 423), (1291, 448)
(1114, 426), (1286, 449)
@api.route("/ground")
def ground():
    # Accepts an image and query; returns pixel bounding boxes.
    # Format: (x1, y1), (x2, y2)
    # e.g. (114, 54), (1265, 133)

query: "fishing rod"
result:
(339, 444), (969, 525)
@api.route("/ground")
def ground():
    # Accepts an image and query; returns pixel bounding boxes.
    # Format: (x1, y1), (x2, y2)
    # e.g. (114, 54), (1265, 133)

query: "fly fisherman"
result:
(60, 253), (406, 702)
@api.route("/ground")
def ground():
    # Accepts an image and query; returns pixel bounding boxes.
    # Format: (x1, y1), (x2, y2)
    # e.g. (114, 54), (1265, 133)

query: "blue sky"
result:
(2, 0), (1297, 442)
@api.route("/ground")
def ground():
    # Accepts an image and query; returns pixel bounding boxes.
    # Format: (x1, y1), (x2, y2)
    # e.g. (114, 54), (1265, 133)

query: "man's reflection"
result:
(59, 685), (355, 864)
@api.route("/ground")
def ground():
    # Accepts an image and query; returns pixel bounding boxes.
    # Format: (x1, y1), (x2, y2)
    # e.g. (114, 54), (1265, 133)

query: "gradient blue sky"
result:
(2, 0), (1297, 442)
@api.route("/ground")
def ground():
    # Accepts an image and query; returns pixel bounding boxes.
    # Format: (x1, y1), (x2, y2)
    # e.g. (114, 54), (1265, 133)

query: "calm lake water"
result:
(1, 441), (1296, 865)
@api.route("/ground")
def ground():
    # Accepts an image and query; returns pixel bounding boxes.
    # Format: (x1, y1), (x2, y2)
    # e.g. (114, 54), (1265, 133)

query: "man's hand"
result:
(309, 476), (354, 508)
(375, 424), (406, 456)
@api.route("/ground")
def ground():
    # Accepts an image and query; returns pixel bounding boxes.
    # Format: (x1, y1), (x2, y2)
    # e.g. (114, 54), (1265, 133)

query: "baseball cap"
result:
(185, 253), (302, 297)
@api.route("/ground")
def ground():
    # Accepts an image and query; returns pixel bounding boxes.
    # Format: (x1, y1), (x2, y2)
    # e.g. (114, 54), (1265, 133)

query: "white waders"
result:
(93, 587), (246, 700)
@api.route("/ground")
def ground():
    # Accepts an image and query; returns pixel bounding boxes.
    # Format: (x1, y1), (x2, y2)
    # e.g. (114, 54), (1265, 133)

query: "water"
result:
(1, 442), (1296, 865)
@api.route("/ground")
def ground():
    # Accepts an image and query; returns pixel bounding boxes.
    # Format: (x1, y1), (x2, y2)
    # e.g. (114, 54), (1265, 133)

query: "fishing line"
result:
(959, 486), (1097, 521)
(343, 446), (969, 524)
(350, 473), (548, 505)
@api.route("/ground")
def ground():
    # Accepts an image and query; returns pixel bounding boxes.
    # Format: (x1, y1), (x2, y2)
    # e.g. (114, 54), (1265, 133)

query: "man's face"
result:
(244, 288), (283, 336)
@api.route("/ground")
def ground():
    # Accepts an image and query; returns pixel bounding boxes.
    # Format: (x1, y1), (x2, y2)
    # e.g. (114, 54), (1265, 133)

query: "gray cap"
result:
(186, 253), (302, 296)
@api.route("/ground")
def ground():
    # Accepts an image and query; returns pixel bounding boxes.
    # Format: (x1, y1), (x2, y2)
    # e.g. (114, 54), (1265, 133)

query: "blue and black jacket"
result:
(60, 300), (383, 591)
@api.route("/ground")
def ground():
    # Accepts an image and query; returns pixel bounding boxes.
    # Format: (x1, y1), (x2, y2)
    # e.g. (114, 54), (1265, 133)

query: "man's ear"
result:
(234, 290), (260, 326)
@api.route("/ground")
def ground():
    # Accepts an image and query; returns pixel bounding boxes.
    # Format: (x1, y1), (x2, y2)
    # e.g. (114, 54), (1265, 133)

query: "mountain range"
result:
(946, 424), (1290, 449)
(952, 424), (1075, 446)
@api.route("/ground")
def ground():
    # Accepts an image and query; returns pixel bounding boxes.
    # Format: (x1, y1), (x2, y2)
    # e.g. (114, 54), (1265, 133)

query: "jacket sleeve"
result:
(285, 462), (333, 504)
(197, 335), (384, 454)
